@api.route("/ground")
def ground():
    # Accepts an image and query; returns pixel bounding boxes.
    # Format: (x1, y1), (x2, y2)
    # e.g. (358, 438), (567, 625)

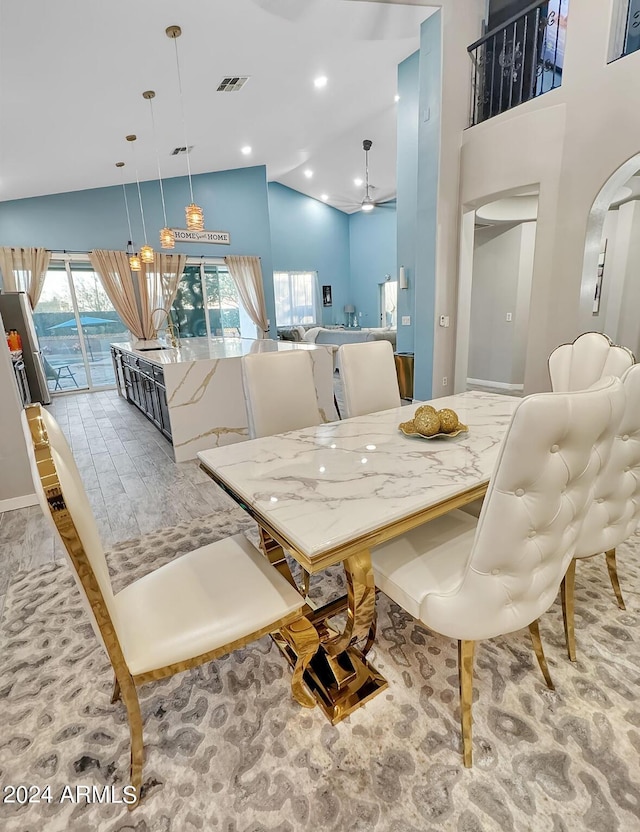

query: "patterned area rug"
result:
(1, 510), (640, 832)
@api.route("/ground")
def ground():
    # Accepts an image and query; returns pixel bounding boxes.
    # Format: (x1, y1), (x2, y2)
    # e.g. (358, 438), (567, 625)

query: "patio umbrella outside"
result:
(48, 316), (119, 360)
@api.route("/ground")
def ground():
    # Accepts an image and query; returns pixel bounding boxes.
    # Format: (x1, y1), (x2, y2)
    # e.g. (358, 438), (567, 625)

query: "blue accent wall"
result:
(267, 182), (351, 326)
(0, 165), (278, 337)
(348, 206), (397, 328)
(413, 13), (441, 399)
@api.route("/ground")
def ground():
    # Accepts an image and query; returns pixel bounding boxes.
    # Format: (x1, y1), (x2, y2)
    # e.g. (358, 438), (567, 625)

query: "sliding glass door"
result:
(33, 259), (128, 393)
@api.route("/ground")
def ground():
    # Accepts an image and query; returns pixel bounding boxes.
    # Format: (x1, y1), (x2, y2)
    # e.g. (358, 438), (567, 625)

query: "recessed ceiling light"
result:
(314, 76), (328, 89)
(321, 194), (329, 201)
(354, 177), (363, 187)
(304, 169), (313, 179)
(241, 145), (252, 155)
(394, 94), (400, 103)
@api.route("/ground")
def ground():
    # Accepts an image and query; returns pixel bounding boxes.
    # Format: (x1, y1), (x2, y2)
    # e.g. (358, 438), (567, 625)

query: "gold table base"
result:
(272, 631), (387, 724)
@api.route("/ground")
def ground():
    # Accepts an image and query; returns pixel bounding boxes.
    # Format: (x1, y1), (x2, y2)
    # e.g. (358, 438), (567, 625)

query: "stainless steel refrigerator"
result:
(0, 292), (51, 404)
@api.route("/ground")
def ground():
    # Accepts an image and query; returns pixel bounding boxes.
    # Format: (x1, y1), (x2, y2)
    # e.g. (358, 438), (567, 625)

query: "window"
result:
(169, 262), (252, 339)
(273, 271), (320, 326)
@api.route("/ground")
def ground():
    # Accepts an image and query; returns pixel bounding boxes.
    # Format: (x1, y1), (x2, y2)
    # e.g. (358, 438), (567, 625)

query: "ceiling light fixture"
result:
(354, 177), (363, 187)
(321, 194), (329, 201)
(361, 139), (375, 212)
(314, 76), (328, 89)
(126, 135), (155, 263)
(166, 25), (204, 231)
(143, 90), (174, 250)
(304, 169), (313, 179)
(116, 161), (141, 272)
(394, 94), (400, 103)
(241, 145), (252, 155)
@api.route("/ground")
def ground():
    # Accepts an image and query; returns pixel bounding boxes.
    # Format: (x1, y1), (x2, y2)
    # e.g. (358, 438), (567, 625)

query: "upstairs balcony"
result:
(468, 1), (568, 127)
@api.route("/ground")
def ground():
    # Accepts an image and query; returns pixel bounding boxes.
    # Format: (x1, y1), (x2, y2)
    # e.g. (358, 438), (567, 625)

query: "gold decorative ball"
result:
(414, 410), (441, 436)
(415, 404), (436, 418)
(438, 408), (459, 433)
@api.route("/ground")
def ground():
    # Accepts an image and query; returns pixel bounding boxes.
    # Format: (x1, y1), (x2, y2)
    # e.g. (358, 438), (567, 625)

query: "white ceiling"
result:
(0, 0), (437, 212)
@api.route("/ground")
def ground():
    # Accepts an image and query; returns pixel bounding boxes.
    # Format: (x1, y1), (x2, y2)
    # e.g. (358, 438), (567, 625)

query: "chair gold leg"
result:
(605, 548), (626, 610)
(528, 619), (555, 690)
(111, 676), (121, 704)
(119, 675), (144, 809)
(281, 616), (320, 709)
(561, 559), (577, 662)
(458, 640), (475, 768)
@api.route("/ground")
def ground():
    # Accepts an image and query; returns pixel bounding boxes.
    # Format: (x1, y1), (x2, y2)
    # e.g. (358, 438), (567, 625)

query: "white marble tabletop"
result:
(198, 391), (520, 566)
(111, 337), (329, 366)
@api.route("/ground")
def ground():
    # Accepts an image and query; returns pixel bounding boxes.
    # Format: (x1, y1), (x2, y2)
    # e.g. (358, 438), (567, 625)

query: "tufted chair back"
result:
(575, 364), (640, 558)
(549, 332), (634, 393)
(423, 377), (625, 641)
(21, 405), (117, 652)
(242, 349), (322, 438)
(338, 340), (402, 418)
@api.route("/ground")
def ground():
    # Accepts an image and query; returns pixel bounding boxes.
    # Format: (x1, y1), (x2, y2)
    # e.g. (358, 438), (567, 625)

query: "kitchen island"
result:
(111, 338), (338, 462)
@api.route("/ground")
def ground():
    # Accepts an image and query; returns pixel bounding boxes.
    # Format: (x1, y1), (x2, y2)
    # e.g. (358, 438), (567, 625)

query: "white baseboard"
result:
(467, 378), (524, 392)
(0, 493), (39, 513)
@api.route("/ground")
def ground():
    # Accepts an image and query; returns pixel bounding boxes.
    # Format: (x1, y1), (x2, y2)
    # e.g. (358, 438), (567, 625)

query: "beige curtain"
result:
(224, 255), (269, 338)
(139, 253), (186, 338)
(89, 249), (146, 339)
(0, 247), (51, 308)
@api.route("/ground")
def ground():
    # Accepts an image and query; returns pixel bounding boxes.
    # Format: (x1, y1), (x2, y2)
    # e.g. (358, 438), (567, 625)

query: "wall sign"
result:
(171, 229), (231, 245)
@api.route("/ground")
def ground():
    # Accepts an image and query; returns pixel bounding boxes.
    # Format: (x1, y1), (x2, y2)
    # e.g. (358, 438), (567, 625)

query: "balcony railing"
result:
(468, 0), (568, 127)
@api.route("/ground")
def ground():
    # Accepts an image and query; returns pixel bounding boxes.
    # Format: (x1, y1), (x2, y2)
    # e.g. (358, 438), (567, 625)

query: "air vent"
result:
(170, 146), (193, 156)
(217, 76), (250, 92)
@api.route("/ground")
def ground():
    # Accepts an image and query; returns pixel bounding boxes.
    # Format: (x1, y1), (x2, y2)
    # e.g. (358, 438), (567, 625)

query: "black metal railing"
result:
(468, 1), (568, 127)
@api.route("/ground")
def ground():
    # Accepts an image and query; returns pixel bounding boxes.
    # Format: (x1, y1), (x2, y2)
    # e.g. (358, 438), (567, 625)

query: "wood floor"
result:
(0, 389), (234, 618)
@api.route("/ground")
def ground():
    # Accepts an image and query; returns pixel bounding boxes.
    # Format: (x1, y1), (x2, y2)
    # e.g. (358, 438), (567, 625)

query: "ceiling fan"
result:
(333, 139), (396, 213)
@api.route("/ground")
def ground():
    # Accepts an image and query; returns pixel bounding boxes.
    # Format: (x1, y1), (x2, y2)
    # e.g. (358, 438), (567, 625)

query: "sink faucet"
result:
(151, 307), (180, 348)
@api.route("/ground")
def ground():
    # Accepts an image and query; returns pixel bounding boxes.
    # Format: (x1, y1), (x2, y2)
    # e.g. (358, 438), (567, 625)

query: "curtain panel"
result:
(90, 250), (186, 340)
(224, 255), (269, 338)
(139, 253), (186, 338)
(0, 247), (51, 308)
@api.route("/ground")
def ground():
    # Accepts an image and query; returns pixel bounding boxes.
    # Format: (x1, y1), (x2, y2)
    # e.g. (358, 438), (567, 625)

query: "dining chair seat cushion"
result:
(371, 510), (477, 620)
(114, 533), (304, 676)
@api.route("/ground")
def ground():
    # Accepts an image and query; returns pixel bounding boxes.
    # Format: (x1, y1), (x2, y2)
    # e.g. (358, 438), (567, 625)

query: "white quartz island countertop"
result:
(111, 338), (338, 462)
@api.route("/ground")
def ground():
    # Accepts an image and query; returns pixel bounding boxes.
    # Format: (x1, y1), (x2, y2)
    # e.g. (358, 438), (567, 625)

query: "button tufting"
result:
(597, 498), (605, 504)
(550, 444), (559, 453)
(625, 467), (631, 473)
(515, 488), (525, 497)
(528, 530), (537, 539)
(622, 435), (630, 441)
(491, 568), (500, 576)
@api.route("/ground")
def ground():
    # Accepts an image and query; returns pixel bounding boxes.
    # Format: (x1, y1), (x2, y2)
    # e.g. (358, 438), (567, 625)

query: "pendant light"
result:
(166, 25), (205, 231)
(142, 89), (175, 249)
(361, 139), (375, 212)
(116, 161), (141, 271)
(126, 134), (154, 264)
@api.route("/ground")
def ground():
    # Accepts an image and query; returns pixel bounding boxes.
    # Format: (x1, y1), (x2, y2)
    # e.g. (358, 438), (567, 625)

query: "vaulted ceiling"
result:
(0, 0), (437, 212)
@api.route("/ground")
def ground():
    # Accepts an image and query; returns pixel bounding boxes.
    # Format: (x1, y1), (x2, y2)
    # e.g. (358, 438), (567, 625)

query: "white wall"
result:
(452, 0), (640, 393)
(0, 311), (37, 511)
(468, 221), (535, 388)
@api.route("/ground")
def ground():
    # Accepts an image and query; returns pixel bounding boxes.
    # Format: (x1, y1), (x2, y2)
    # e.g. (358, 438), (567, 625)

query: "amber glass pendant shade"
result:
(185, 203), (204, 231)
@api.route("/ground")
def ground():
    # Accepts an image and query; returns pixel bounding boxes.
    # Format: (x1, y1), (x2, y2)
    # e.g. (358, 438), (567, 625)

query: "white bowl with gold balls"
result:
(399, 404), (468, 439)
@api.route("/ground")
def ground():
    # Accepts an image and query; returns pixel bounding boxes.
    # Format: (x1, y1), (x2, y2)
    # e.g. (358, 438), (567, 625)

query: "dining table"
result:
(198, 390), (520, 723)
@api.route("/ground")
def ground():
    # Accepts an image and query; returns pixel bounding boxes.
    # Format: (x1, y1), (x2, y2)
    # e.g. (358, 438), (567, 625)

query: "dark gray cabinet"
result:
(111, 347), (172, 442)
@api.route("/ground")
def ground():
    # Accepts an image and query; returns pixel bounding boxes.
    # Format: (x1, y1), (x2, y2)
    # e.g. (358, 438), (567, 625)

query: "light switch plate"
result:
(439, 315), (450, 327)
(402, 316), (411, 326)
(506, 312), (513, 322)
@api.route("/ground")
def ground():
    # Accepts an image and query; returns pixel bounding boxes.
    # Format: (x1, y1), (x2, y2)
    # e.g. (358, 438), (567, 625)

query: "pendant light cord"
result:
(173, 37), (195, 204)
(121, 182), (134, 242)
(148, 98), (169, 229)
(129, 140), (149, 245)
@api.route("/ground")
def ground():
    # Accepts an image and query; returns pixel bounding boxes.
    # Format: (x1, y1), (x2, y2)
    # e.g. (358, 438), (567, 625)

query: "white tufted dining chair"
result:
(242, 349), (323, 439)
(338, 340), (402, 419)
(548, 331), (634, 393)
(371, 376), (625, 767)
(561, 363), (640, 660)
(21, 404), (319, 806)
